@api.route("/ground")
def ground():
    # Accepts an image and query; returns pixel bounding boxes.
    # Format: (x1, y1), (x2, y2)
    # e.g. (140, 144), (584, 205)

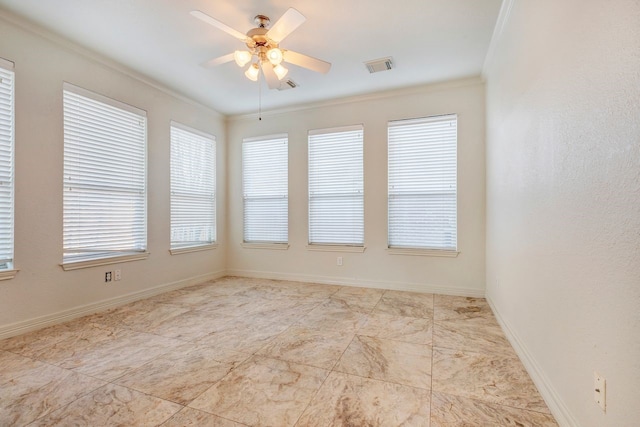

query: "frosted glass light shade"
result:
(245, 63), (260, 81)
(273, 64), (288, 80)
(234, 50), (252, 67)
(267, 48), (283, 65)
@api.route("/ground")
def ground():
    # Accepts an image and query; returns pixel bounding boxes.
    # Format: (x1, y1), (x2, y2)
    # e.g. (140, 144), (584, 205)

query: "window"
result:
(63, 83), (147, 267)
(170, 122), (216, 251)
(388, 114), (457, 251)
(308, 125), (364, 246)
(0, 58), (15, 275)
(242, 134), (288, 244)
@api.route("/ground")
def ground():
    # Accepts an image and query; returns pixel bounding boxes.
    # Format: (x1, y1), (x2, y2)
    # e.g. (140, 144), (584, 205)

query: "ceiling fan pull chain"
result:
(258, 66), (262, 121)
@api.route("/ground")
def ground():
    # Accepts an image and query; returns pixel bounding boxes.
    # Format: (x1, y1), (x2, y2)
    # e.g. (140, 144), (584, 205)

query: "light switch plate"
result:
(594, 371), (606, 412)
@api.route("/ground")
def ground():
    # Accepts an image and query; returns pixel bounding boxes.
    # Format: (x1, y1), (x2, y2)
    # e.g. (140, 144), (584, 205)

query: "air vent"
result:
(364, 57), (394, 74)
(277, 79), (298, 91)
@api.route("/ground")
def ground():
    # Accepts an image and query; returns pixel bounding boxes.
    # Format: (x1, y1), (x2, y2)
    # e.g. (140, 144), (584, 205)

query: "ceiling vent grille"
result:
(277, 79), (298, 91)
(365, 57), (394, 73)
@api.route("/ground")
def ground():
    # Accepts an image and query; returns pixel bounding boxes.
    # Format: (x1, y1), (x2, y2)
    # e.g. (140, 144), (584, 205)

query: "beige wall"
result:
(0, 15), (226, 335)
(484, 1), (640, 425)
(227, 79), (486, 295)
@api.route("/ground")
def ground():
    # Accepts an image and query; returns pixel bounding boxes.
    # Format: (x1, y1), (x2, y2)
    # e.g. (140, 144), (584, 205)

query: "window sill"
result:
(241, 242), (289, 250)
(170, 244), (218, 255)
(0, 269), (18, 281)
(306, 244), (366, 253)
(386, 247), (460, 257)
(61, 252), (150, 271)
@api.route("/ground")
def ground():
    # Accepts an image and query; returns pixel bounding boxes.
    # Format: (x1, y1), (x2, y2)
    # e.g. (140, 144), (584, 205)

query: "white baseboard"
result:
(486, 296), (579, 427)
(226, 268), (485, 298)
(0, 270), (226, 340)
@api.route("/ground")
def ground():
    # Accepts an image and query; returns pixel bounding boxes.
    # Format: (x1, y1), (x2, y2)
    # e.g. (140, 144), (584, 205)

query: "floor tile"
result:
(189, 355), (328, 427)
(0, 362), (105, 426)
(360, 311), (433, 345)
(430, 391), (558, 426)
(195, 317), (289, 354)
(0, 350), (45, 384)
(30, 383), (181, 426)
(162, 407), (247, 426)
(433, 317), (515, 356)
(374, 290), (434, 318)
(296, 371), (431, 426)
(296, 299), (368, 332)
(115, 342), (247, 405)
(434, 295), (494, 323)
(334, 335), (432, 389)
(58, 330), (182, 381)
(329, 286), (384, 313)
(257, 325), (355, 369)
(432, 347), (550, 413)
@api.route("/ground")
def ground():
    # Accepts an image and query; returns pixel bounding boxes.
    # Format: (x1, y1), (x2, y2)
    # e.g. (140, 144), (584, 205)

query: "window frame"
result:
(241, 134), (289, 247)
(169, 121), (217, 254)
(387, 114), (459, 256)
(307, 124), (365, 249)
(61, 82), (148, 270)
(0, 58), (16, 279)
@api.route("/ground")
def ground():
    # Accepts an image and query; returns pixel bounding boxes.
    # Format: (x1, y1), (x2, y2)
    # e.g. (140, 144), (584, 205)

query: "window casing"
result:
(388, 114), (457, 251)
(0, 58), (15, 273)
(308, 125), (364, 246)
(63, 83), (147, 265)
(170, 123), (216, 251)
(242, 134), (288, 244)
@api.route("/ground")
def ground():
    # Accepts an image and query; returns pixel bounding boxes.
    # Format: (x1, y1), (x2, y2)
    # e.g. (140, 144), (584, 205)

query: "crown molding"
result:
(227, 75), (484, 122)
(0, 8), (223, 118)
(482, 0), (515, 78)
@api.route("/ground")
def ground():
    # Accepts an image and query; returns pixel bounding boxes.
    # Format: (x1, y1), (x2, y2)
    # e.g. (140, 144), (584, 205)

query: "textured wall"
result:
(0, 15), (226, 331)
(484, 1), (640, 425)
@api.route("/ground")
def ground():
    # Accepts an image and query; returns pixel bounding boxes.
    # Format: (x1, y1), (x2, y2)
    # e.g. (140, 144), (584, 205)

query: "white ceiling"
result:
(0, 0), (502, 116)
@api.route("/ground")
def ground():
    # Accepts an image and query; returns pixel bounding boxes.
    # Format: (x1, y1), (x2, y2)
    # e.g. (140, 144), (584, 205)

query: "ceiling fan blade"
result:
(261, 62), (280, 90)
(201, 53), (235, 68)
(283, 50), (331, 74)
(190, 10), (249, 42)
(266, 8), (306, 43)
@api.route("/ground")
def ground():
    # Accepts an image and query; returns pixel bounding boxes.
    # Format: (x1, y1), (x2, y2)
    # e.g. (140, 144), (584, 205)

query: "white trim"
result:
(242, 133), (288, 143)
(169, 120), (216, 140)
(308, 124), (364, 136)
(228, 76), (484, 122)
(0, 270), (226, 340)
(487, 296), (579, 427)
(306, 245), (366, 253)
(0, 57), (15, 70)
(63, 81), (147, 117)
(226, 269), (484, 298)
(61, 252), (150, 271)
(169, 244), (218, 255)
(482, 0), (515, 78)
(241, 243), (289, 250)
(0, 269), (18, 281)
(386, 248), (460, 258)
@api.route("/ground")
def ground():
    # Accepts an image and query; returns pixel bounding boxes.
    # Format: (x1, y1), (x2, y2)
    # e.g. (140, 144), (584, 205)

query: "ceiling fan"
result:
(191, 8), (331, 89)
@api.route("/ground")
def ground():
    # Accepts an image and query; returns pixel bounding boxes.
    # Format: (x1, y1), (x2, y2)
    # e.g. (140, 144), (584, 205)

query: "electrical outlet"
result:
(337, 257), (343, 266)
(594, 372), (606, 412)
(114, 269), (121, 281)
(105, 271), (112, 282)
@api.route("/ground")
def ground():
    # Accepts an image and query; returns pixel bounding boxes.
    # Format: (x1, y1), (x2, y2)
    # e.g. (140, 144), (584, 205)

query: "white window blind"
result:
(63, 83), (147, 263)
(242, 134), (288, 243)
(170, 123), (216, 249)
(308, 125), (364, 245)
(0, 59), (15, 270)
(388, 114), (457, 250)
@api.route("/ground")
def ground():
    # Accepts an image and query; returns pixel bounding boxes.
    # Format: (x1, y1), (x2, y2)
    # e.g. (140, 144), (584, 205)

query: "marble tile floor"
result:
(0, 276), (558, 426)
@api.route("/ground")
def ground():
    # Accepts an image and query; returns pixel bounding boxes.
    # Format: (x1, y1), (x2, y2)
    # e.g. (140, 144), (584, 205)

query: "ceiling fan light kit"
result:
(191, 8), (331, 90)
